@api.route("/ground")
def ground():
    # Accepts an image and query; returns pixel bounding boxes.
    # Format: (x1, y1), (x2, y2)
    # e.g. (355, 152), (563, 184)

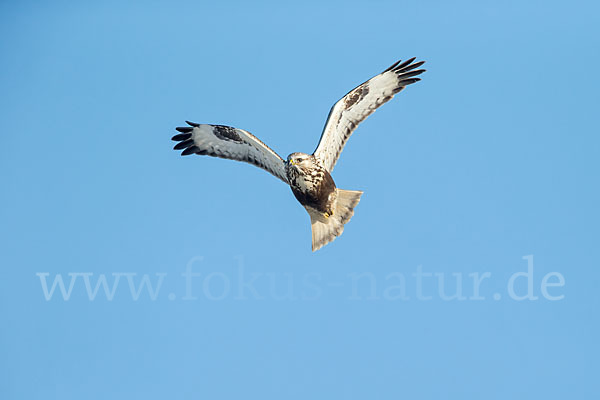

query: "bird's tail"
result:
(308, 189), (363, 252)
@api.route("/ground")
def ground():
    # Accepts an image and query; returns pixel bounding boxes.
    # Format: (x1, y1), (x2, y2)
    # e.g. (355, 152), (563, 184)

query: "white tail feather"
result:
(308, 189), (363, 251)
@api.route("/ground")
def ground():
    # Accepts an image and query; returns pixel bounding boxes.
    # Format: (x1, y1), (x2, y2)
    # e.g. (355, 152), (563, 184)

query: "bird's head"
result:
(286, 152), (313, 168)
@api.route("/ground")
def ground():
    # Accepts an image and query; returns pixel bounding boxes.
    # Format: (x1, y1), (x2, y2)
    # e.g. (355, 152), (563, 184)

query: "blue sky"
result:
(1, 0), (599, 398)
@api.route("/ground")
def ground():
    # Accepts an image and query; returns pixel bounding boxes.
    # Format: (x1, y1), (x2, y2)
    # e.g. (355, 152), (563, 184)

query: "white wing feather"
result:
(172, 122), (288, 183)
(313, 58), (426, 172)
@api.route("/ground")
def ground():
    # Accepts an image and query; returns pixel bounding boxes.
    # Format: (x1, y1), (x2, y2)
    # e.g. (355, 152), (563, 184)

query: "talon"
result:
(324, 212), (330, 219)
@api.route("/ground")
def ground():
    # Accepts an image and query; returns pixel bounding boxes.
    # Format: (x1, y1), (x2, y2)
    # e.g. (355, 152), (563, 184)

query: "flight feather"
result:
(313, 58), (425, 172)
(172, 122), (288, 183)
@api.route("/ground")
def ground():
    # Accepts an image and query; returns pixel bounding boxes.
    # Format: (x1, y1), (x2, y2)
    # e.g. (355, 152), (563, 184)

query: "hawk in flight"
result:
(172, 58), (426, 251)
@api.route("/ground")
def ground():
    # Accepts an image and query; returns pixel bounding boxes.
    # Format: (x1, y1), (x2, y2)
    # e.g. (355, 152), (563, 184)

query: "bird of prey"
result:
(172, 58), (425, 251)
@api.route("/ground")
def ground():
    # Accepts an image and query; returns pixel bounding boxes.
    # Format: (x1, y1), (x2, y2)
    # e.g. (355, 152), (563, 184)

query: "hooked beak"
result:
(288, 159), (295, 166)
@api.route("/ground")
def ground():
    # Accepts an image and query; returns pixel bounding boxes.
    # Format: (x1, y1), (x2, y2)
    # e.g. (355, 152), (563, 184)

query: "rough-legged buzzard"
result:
(172, 58), (425, 251)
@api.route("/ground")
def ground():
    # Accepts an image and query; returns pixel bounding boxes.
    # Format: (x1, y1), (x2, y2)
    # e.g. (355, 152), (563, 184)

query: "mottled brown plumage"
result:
(285, 153), (336, 216)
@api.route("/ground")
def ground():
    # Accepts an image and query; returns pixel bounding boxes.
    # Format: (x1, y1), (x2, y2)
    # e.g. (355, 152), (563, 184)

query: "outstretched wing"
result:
(313, 58), (426, 172)
(172, 121), (288, 184)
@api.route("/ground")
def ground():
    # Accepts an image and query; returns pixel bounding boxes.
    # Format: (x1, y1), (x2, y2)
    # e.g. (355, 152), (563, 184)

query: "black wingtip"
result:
(174, 139), (194, 150)
(176, 126), (193, 133)
(398, 78), (422, 86)
(186, 120), (200, 127)
(397, 69), (426, 80)
(181, 146), (200, 156)
(392, 59), (424, 75)
(391, 57), (416, 72)
(172, 133), (192, 141)
(384, 59), (402, 72)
